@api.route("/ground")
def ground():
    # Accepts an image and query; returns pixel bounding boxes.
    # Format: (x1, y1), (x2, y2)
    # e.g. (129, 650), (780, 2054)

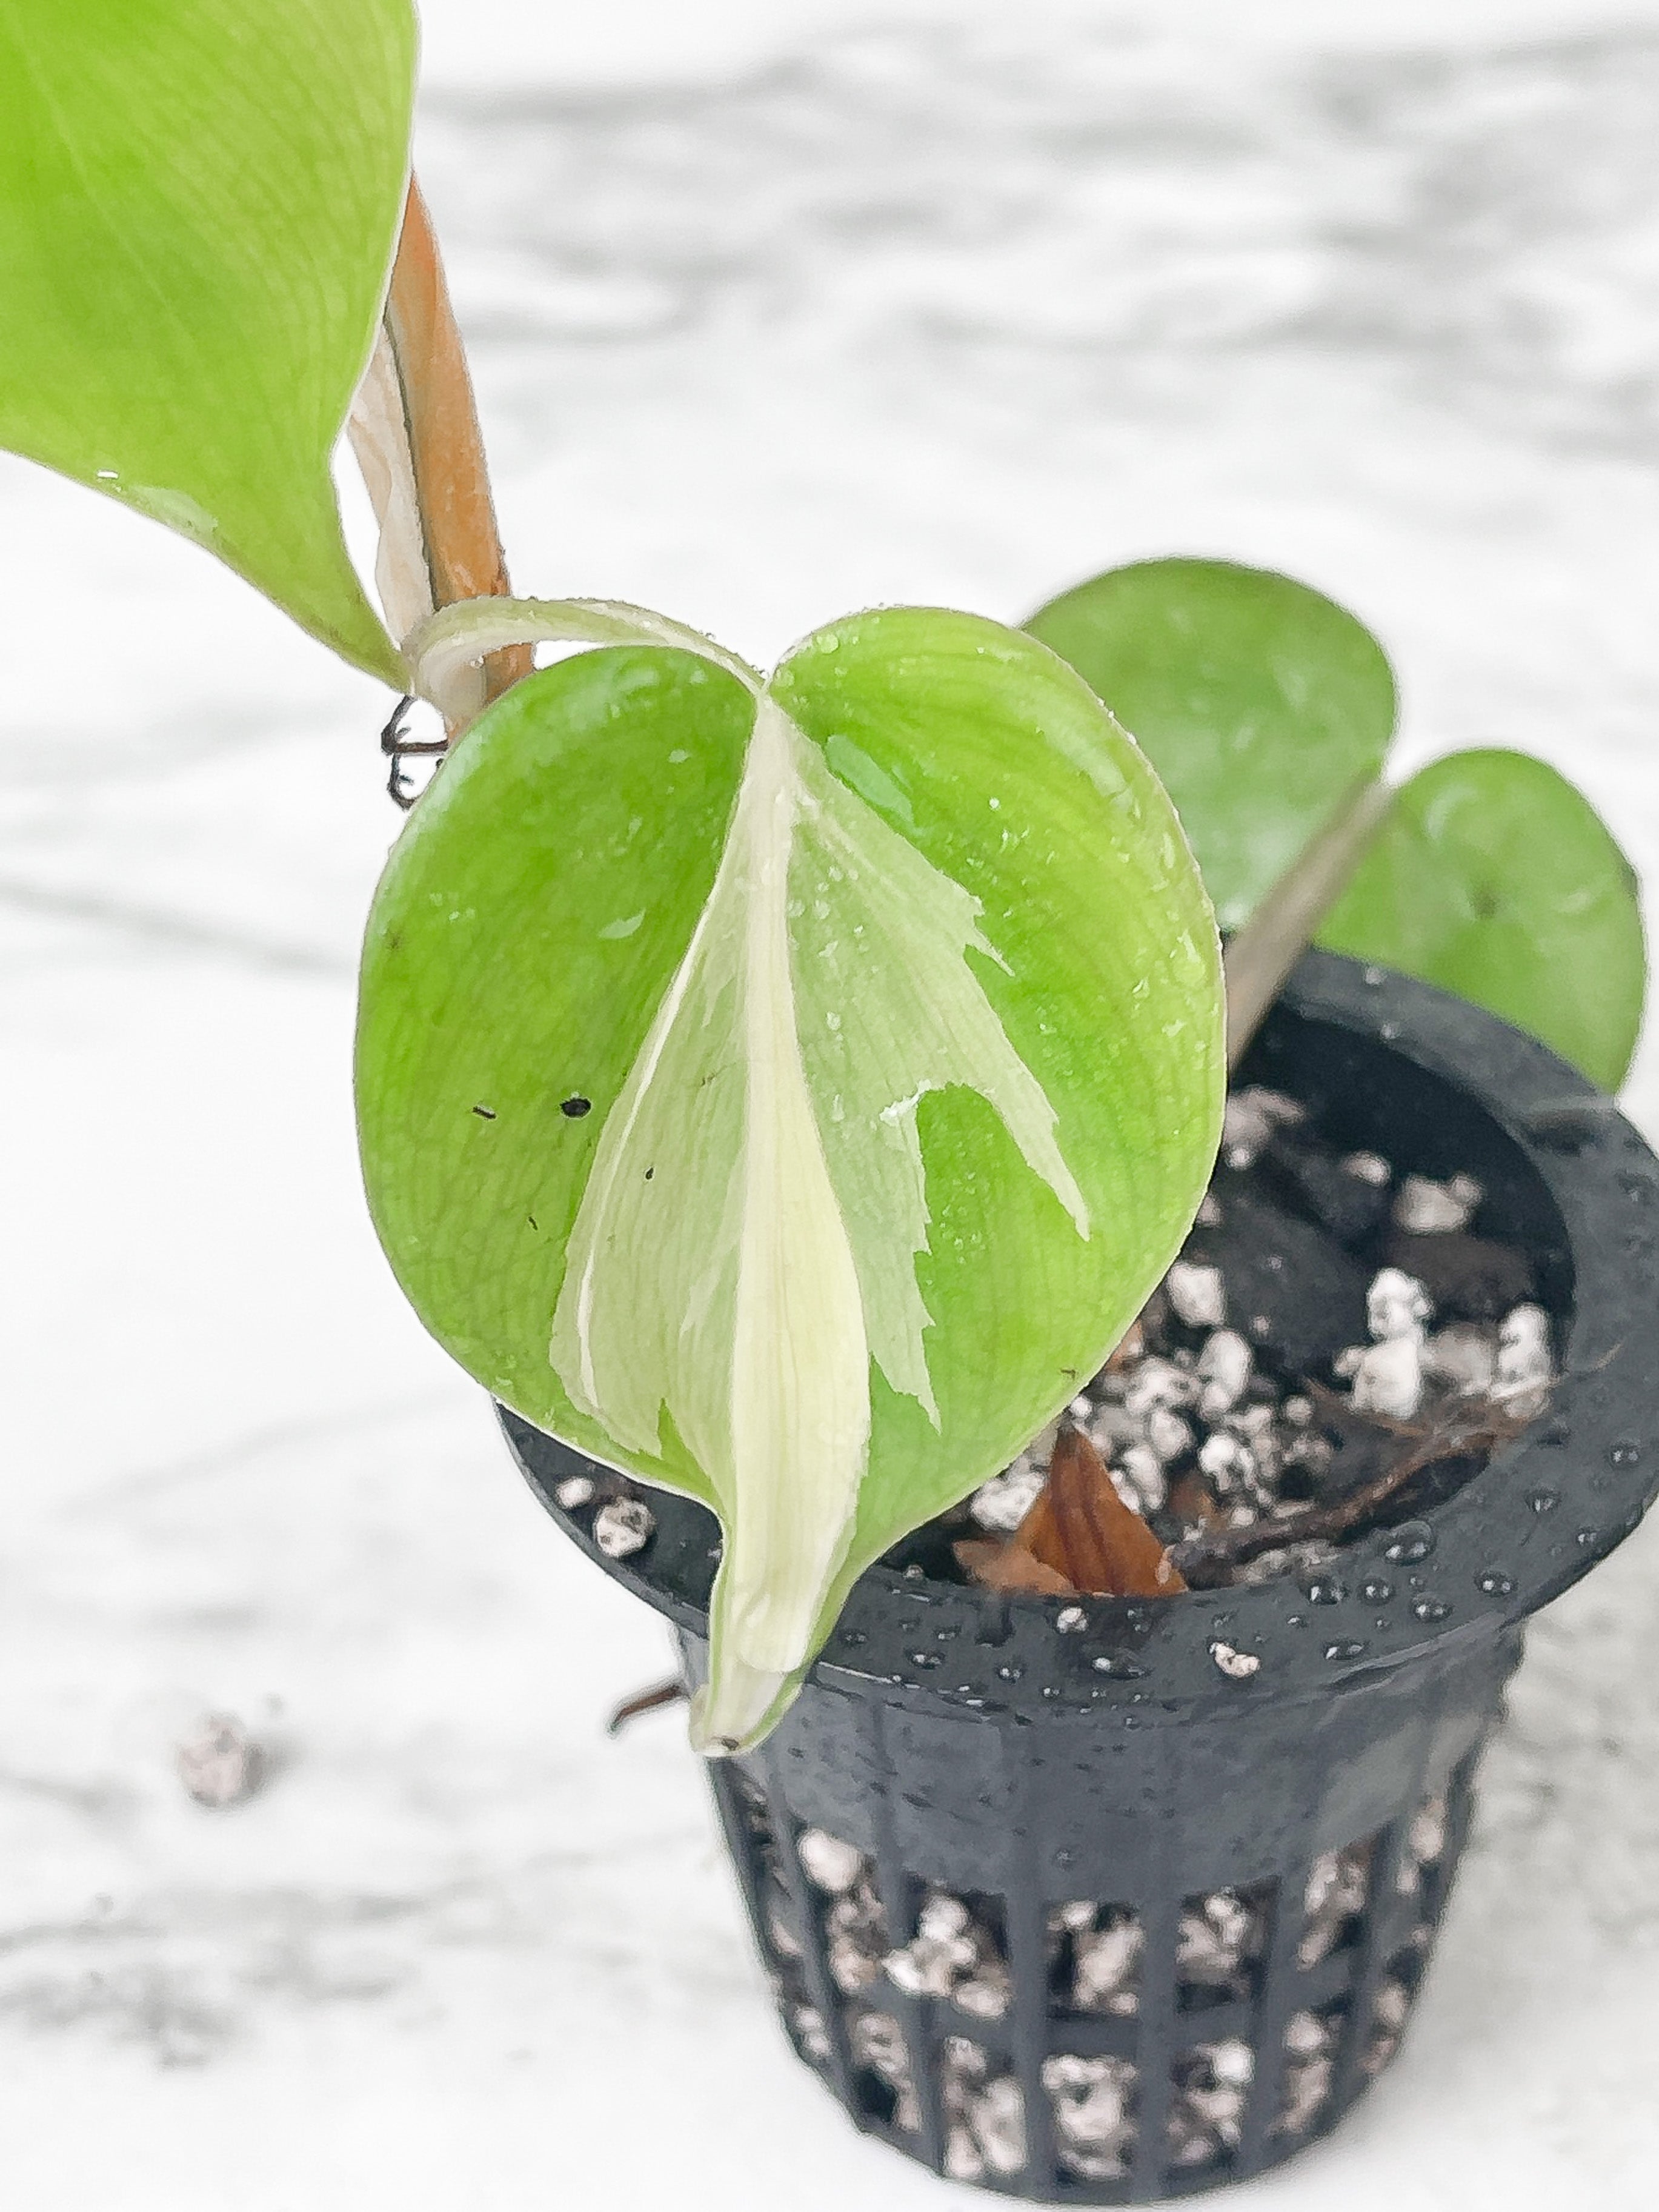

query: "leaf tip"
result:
(688, 1661), (794, 1758)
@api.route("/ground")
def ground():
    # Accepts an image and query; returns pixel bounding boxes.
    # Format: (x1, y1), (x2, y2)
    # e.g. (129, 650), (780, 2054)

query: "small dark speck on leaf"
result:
(471, 1104), (496, 1120)
(561, 1096), (593, 1119)
(645, 1167), (654, 1180)
(528, 1215), (539, 1231)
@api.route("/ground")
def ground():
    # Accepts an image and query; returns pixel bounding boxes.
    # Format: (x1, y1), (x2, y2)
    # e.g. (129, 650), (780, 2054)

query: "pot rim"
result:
(503, 949), (1659, 1724)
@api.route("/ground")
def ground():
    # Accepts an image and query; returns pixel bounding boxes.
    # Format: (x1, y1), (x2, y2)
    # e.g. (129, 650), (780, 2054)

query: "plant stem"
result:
(365, 178), (533, 709)
(1222, 773), (1395, 1071)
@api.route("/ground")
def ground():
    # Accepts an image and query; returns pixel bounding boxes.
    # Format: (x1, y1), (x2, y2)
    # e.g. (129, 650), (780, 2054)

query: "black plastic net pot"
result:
(502, 950), (1659, 2202)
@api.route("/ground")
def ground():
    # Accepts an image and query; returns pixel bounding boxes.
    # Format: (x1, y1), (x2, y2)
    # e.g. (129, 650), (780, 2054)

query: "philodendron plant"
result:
(3, 2), (1642, 1755)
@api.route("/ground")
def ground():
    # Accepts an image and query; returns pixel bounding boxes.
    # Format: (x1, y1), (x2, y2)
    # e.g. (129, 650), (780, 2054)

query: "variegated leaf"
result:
(357, 602), (1223, 1747)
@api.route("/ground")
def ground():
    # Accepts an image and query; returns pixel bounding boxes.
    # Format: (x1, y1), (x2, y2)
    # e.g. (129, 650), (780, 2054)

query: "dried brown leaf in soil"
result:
(954, 1536), (1077, 1595)
(1023, 1426), (1188, 1598)
(957, 1426), (1186, 1599)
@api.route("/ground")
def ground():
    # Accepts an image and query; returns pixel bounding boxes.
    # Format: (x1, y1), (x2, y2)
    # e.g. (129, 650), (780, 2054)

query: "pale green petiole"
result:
(404, 596), (762, 726)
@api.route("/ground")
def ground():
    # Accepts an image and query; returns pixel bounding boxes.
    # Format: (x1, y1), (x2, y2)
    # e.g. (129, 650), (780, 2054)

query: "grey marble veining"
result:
(424, 21), (1659, 459)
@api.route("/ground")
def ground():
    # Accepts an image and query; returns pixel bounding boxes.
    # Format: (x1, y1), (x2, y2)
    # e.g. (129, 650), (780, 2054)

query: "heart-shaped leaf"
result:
(1317, 749), (1646, 1091)
(0, 0), (416, 683)
(1026, 558), (1397, 929)
(357, 602), (1223, 1748)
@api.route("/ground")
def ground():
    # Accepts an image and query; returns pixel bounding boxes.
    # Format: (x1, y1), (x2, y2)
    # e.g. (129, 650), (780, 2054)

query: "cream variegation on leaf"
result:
(551, 689), (1091, 1747)
(358, 598), (1223, 1749)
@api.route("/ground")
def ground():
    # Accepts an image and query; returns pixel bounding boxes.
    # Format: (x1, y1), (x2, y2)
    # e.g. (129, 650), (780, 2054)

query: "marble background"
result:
(2, 3), (1657, 2204)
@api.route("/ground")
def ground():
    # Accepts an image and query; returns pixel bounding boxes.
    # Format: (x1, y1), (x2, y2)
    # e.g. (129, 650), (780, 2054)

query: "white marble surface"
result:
(2, 4), (1658, 2204)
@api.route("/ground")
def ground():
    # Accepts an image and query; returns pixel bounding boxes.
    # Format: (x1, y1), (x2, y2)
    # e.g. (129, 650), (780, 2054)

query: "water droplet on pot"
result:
(1363, 966), (1386, 988)
(1053, 1847), (1074, 1870)
(1125, 1714), (1145, 1729)
(1361, 1578), (1394, 1604)
(934, 1622), (961, 1641)
(1209, 1639), (1261, 1680)
(1528, 1489), (1560, 1515)
(1477, 1570), (1515, 1597)
(909, 1651), (942, 1670)
(904, 1563), (926, 1580)
(1092, 1654), (1145, 1678)
(1411, 1597), (1451, 1622)
(1285, 1613), (1306, 1629)
(1325, 1639), (1369, 1661)
(996, 1662), (1025, 1682)
(839, 1627), (868, 1647)
(1056, 1606), (1088, 1632)
(1384, 1521), (1435, 1564)
(1305, 1578), (1348, 1606)
(1042, 1684), (1062, 1699)
(1380, 1022), (1400, 1041)
(1609, 1441), (1642, 1469)
(1575, 1526), (1599, 1547)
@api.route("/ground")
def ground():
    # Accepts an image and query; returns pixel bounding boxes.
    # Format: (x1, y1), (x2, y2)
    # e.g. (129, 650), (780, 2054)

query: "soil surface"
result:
(905, 1084), (1556, 1593)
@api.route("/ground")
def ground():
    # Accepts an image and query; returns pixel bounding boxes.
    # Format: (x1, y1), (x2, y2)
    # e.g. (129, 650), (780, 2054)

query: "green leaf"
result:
(1026, 558), (1397, 930)
(357, 603), (1223, 1749)
(1317, 749), (1646, 1091)
(0, 0), (416, 683)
